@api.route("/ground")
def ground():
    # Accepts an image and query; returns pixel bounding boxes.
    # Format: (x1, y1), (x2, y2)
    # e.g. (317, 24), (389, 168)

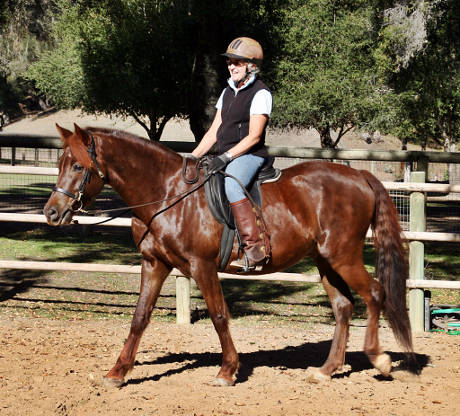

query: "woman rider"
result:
(192, 37), (272, 270)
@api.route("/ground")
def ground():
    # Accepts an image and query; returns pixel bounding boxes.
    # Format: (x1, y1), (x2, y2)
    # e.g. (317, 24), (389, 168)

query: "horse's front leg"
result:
(194, 264), (239, 386)
(104, 257), (171, 387)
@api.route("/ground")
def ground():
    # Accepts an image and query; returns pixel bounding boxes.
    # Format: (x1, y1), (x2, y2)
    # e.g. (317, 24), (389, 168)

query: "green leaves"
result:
(6, 0), (459, 148)
(376, 0), (460, 147)
(270, 1), (382, 146)
(26, 8), (86, 109)
(27, 0), (195, 140)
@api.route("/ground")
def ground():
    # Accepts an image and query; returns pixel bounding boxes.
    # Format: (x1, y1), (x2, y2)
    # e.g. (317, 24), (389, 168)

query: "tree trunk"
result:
(131, 113), (171, 141)
(188, 53), (221, 141)
(318, 126), (335, 148)
(147, 115), (170, 141)
(187, 1), (224, 143)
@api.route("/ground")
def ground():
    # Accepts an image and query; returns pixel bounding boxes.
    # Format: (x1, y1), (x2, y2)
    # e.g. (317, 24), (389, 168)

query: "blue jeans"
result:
(224, 154), (266, 203)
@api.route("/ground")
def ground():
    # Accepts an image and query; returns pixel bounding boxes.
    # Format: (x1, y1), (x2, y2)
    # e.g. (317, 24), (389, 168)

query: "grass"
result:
(0, 222), (459, 326)
(0, 174), (56, 195)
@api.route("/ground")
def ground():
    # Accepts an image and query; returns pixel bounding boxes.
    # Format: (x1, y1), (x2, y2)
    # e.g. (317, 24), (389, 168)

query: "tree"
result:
(0, 0), (57, 116)
(374, 0), (460, 149)
(27, 0), (287, 141)
(270, 0), (385, 148)
(28, 0), (195, 140)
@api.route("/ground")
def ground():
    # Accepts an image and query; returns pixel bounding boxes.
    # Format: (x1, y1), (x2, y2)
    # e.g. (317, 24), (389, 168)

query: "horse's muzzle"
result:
(43, 205), (73, 226)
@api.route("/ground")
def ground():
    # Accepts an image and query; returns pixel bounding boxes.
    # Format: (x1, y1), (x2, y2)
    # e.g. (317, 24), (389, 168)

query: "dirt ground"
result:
(0, 315), (459, 416)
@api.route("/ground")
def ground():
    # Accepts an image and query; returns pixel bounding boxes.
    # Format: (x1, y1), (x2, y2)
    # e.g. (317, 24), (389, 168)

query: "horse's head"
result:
(43, 123), (105, 225)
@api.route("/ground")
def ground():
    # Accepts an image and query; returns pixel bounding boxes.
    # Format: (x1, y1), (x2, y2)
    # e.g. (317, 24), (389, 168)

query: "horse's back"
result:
(265, 160), (375, 211)
(260, 160), (376, 269)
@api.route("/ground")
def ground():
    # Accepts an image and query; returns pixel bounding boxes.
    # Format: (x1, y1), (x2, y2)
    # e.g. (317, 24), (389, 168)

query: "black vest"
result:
(216, 78), (270, 157)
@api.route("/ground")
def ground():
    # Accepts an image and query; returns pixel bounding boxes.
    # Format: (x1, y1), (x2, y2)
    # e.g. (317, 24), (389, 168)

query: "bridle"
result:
(53, 132), (105, 213)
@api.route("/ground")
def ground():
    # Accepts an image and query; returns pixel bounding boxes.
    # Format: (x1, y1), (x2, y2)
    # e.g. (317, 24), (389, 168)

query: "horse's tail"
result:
(361, 170), (413, 353)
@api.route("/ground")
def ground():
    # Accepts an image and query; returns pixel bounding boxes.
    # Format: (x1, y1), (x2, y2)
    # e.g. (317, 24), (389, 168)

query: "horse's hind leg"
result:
(104, 257), (171, 387)
(333, 261), (391, 377)
(308, 258), (354, 382)
(193, 264), (239, 386)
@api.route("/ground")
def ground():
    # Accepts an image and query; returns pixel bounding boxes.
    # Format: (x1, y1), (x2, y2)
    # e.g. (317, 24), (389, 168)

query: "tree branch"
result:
(130, 112), (151, 138)
(333, 125), (354, 148)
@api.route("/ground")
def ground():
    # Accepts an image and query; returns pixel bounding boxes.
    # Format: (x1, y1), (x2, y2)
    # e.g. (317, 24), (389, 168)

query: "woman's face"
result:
(226, 59), (248, 84)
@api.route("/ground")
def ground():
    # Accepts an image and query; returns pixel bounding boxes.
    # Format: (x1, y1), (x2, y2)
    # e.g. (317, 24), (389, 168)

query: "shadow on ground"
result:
(0, 269), (49, 301)
(128, 341), (429, 386)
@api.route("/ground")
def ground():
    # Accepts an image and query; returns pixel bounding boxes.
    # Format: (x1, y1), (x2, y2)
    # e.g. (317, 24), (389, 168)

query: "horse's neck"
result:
(100, 135), (182, 205)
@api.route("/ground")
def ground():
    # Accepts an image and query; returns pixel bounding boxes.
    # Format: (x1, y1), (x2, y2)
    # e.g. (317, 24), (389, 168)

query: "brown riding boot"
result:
(230, 198), (267, 269)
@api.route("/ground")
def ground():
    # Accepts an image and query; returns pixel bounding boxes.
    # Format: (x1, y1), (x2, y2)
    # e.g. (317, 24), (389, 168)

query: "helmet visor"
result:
(221, 52), (261, 66)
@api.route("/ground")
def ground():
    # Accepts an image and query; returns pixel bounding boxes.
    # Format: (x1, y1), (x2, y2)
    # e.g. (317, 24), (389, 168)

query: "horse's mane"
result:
(86, 126), (179, 158)
(87, 127), (144, 143)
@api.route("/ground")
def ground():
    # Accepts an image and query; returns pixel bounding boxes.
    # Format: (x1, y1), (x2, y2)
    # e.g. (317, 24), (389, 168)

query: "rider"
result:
(192, 37), (272, 269)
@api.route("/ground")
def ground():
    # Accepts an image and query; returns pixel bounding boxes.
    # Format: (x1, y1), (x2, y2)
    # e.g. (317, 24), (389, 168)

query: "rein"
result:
(79, 176), (209, 219)
(54, 137), (256, 230)
(84, 156), (207, 216)
(80, 160), (259, 227)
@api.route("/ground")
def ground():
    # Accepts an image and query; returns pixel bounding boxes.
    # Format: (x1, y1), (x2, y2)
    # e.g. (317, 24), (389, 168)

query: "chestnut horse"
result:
(44, 124), (413, 387)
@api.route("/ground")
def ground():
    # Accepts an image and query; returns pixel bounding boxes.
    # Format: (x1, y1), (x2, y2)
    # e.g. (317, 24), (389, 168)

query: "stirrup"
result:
(238, 251), (253, 273)
(233, 251), (263, 273)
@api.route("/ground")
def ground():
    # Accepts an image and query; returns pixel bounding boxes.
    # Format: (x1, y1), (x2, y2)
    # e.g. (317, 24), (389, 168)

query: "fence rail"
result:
(2, 164), (460, 193)
(2, 132), (460, 162)
(1, 260), (458, 289)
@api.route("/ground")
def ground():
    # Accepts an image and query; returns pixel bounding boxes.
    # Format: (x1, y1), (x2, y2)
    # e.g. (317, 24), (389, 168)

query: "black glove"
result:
(208, 152), (232, 174)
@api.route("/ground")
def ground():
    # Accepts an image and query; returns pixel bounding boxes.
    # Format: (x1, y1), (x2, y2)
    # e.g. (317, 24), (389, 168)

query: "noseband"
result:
(53, 132), (105, 212)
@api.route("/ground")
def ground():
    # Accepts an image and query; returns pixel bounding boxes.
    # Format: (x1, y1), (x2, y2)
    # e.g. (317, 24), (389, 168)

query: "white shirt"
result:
(215, 75), (272, 116)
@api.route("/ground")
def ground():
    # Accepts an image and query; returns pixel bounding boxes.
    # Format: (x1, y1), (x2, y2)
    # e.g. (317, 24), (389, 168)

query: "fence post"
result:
(417, 156), (429, 178)
(175, 275), (191, 324)
(409, 171), (426, 332)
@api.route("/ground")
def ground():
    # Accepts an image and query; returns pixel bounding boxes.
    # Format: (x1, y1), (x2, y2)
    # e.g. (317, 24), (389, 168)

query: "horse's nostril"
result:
(44, 206), (58, 220)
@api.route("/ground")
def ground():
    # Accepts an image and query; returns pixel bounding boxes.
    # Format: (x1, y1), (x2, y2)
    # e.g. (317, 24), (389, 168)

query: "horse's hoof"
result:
(373, 353), (392, 377)
(103, 376), (125, 388)
(208, 377), (234, 387)
(306, 368), (331, 384)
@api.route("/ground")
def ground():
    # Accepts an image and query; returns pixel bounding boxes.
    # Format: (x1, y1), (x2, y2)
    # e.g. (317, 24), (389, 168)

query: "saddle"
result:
(202, 156), (282, 271)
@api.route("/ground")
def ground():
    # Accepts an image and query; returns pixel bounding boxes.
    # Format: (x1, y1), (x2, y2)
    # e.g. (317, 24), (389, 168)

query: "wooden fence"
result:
(1, 134), (459, 331)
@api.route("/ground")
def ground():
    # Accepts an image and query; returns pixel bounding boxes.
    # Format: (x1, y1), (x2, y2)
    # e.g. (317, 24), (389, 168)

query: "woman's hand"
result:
(208, 152), (232, 173)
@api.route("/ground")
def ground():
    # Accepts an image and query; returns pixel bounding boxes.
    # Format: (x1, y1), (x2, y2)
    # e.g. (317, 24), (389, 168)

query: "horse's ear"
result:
(73, 123), (91, 146)
(55, 124), (73, 146)
(69, 123), (91, 167)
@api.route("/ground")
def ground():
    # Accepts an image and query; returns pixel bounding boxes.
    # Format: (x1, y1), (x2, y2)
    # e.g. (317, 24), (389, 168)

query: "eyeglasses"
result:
(226, 59), (246, 67)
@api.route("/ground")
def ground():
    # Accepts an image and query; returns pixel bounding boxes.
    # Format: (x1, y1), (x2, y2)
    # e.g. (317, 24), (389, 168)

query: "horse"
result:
(43, 123), (413, 387)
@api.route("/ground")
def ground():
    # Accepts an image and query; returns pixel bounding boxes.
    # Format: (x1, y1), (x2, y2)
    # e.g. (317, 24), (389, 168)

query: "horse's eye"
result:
(73, 164), (83, 172)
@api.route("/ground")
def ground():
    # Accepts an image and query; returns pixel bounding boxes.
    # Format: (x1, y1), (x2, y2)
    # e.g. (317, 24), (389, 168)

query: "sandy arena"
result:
(0, 316), (459, 415)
